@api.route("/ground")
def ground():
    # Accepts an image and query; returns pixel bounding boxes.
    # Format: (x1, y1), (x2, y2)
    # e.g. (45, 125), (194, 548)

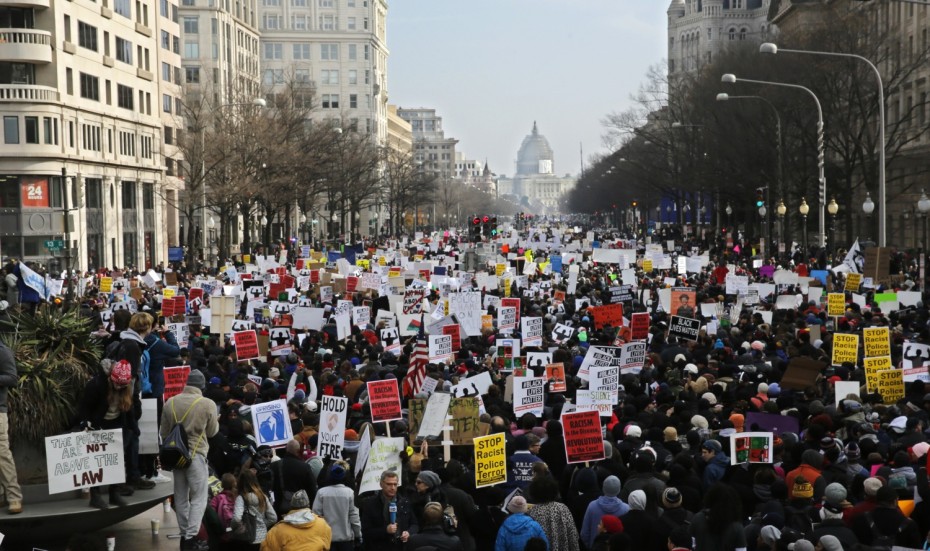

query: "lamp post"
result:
(331, 212), (339, 242)
(299, 213), (308, 246)
(722, 73), (826, 249)
(918, 190), (930, 290)
(827, 198), (839, 258)
(716, 93), (784, 201)
(799, 198), (810, 255)
(760, 43), (886, 247)
(207, 215), (216, 268)
(776, 199), (787, 260)
(862, 192), (875, 242)
(758, 203), (768, 257)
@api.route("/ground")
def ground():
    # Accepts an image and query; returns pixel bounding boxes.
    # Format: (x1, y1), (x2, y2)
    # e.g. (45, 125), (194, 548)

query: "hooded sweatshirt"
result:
(494, 513), (548, 551)
(261, 508), (332, 551)
(580, 496), (630, 550)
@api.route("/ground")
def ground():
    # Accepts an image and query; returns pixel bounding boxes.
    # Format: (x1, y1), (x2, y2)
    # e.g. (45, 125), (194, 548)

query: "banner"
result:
(730, 432), (774, 465)
(474, 433), (507, 488)
(521, 317), (543, 347)
(630, 312), (650, 341)
(46, 430), (125, 494)
(358, 437), (404, 494)
(162, 365), (191, 402)
(545, 363), (567, 392)
(252, 399), (293, 448)
(234, 330), (260, 361)
(831, 333), (859, 366)
(317, 395), (348, 460)
(562, 410), (605, 464)
(428, 334), (454, 364)
(513, 376), (545, 417)
(668, 315), (701, 341)
(863, 327), (891, 358)
(367, 379), (402, 423)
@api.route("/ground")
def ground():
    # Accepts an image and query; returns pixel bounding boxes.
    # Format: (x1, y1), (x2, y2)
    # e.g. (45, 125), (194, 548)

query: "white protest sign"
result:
(251, 399), (293, 448)
(513, 376), (546, 417)
(577, 345), (613, 380)
(451, 371), (493, 398)
(498, 306), (517, 335)
(45, 430), (125, 494)
(355, 425), (371, 477)
(317, 395), (348, 460)
(521, 316), (543, 347)
(358, 437), (405, 494)
(417, 392), (452, 439)
(428, 334), (454, 363)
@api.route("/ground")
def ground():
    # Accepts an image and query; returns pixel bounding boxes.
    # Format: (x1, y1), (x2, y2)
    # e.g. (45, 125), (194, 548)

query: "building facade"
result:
(396, 107), (458, 180)
(0, 0), (182, 271)
(496, 123), (575, 214)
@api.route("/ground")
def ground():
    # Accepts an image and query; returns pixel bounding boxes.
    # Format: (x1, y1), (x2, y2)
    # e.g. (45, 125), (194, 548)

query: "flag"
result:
(403, 313), (427, 398)
(843, 239), (863, 273)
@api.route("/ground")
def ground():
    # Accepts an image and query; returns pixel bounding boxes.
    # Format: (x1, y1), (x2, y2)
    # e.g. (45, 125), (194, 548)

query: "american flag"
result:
(403, 314), (427, 397)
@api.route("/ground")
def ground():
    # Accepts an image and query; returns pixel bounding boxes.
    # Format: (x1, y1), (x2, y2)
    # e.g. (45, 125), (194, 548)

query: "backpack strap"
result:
(171, 397), (206, 457)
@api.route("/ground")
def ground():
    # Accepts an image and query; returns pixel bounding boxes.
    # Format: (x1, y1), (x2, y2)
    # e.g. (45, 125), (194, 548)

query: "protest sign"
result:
(417, 392), (452, 440)
(474, 433), (507, 488)
(162, 365), (191, 402)
(317, 395), (348, 460)
(354, 426), (371, 477)
(139, 398), (159, 454)
(834, 381), (861, 408)
(380, 327), (401, 355)
(903, 341), (930, 369)
(526, 352), (552, 369)
(877, 369), (904, 404)
(358, 437), (404, 494)
(449, 397), (482, 445)
(451, 371), (493, 398)
(562, 410), (605, 464)
(252, 399), (293, 448)
(545, 363), (567, 392)
(904, 366), (930, 384)
(501, 298), (521, 322)
(589, 303), (623, 330)
(234, 330), (260, 361)
(353, 306), (371, 329)
(552, 323), (575, 343)
(513, 376), (545, 417)
(367, 379), (402, 423)
(864, 356), (893, 392)
(831, 333), (859, 366)
(577, 345), (613, 380)
(442, 324), (461, 352)
(744, 412), (800, 435)
(863, 327), (891, 358)
(521, 317), (543, 347)
(495, 338), (522, 372)
(498, 306), (517, 335)
(619, 341), (647, 374)
(845, 272), (862, 292)
(730, 432), (773, 465)
(449, 291), (482, 337)
(827, 293), (846, 317)
(403, 289), (425, 315)
(419, 376), (439, 396)
(668, 315), (701, 341)
(99, 277), (113, 293)
(428, 334), (454, 364)
(45, 430), (125, 494)
(630, 312), (650, 341)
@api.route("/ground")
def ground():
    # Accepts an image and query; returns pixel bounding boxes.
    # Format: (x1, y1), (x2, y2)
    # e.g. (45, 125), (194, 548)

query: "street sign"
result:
(44, 240), (64, 251)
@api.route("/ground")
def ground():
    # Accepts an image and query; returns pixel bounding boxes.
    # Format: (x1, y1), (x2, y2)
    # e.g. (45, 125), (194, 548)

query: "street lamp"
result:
(760, 42), (886, 247)
(722, 73), (826, 249)
(863, 192), (875, 242)
(918, 189), (930, 290)
(799, 198), (810, 254)
(827, 197), (839, 255)
(776, 199), (787, 259)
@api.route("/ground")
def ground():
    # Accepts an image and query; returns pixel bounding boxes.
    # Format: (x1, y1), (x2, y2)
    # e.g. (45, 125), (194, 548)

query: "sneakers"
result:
(118, 484), (135, 496)
(129, 477), (156, 490)
(147, 473), (172, 483)
(7, 501), (21, 514)
(181, 537), (209, 551)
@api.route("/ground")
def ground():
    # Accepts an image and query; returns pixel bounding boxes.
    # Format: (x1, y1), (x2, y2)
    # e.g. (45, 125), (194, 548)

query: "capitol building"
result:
(496, 123), (576, 214)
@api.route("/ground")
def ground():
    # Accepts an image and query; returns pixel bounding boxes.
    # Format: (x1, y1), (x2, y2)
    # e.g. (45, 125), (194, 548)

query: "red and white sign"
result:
(234, 330), (260, 361)
(21, 177), (50, 208)
(163, 365), (191, 402)
(367, 379), (402, 423)
(562, 410), (605, 464)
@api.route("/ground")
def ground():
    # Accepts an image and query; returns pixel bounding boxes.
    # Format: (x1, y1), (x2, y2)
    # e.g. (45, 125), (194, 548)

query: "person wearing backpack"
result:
(161, 369), (219, 551)
(852, 486), (922, 548)
(112, 312), (156, 491)
(209, 473), (238, 544)
(142, 323), (181, 482)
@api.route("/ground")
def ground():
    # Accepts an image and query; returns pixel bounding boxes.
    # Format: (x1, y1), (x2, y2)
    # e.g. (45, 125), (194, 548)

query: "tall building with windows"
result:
(256, 0), (388, 142)
(0, 0), (181, 270)
(395, 107), (458, 179)
(667, 0), (774, 75)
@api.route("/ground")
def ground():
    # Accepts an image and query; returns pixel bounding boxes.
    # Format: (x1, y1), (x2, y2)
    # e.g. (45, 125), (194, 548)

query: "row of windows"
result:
(264, 42), (368, 61)
(65, 18), (151, 71)
(260, 14), (367, 31)
(262, 0), (368, 7)
(2, 116), (57, 145)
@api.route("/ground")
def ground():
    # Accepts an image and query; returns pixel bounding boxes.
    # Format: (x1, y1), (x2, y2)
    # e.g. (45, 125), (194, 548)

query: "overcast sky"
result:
(386, 0), (668, 178)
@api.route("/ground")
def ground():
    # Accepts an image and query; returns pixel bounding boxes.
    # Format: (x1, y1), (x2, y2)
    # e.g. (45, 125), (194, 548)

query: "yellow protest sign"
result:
(99, 277), (113, 293)
(481, 314), (494, 332)
(863, 327), (891, 358)
(243, 254), (251, 264)
(496, 263), (507, 277)
(827, 293), (845, 317)
(525, 250), (534, 263)
(356, 259), (370, 270)
(163, 288), (176, 299)
(413, 255), (424, 262)
(643, 259), (653, 273)
(503, 279), (511, 297)
(378, 256), (387, 266)
(474, 432), (507, 488)
(845, 272), (862, 292)
(831, 333), (859, 366)
(876, 369), (904, 404)
(864, 356), (893, 392)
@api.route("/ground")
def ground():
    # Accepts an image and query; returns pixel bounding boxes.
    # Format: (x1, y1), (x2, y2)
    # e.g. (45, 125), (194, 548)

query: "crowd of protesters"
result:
(6, 223), (930, 551)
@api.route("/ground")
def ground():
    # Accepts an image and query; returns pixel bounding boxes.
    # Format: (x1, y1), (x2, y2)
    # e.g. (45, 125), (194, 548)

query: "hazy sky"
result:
(386, 0), (668, 178)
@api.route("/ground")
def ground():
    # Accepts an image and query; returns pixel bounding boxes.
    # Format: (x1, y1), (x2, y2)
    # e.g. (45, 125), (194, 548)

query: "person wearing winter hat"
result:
(624, 424), (643, 439)
(750, 382), (769, 410)
(815, 535), (843, 551)
(272, 439), (319, 516)
(700, 392), (717, 406)
(811, 492), (857, 550)
(850, 486), (923, 547)
(758, 525), (781, 550)
(842, 477), (883, 525)
(264, 489), (332, 551)
(701, 440), (728, 490)
(405, 501), (465, 551)
(496, 495), (548, 551)
(618, 489), (662, 551)
(663, 426), (679, 443)
(312, 461), (361, 551)
(580, 476), (629, 550)
(729, 413), (745, 432)
(788, 540), (815, 551)
(691, 415), (709, 431)
(785, 449), (826, 502)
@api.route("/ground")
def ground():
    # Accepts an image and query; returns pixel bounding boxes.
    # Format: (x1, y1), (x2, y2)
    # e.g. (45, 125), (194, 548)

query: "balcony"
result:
(0, 0), (50, 8)
(0, 84), (59, 102)
(0, 29), (53, 64)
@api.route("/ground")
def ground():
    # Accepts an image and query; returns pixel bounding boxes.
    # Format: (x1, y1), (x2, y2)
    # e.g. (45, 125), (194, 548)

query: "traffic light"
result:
(490, 217), (498, 237)
(756, 188), (764, 207)
(482, 215), (491, 237)
(471, 216), (482, 241)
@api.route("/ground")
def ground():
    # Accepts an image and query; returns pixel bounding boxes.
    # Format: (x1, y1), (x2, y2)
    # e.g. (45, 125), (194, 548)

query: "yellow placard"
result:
(474, 432), (507, 488)
(496, 263), (507, 277)
(876, 368), (904, 404)
(413, 255), (424, 262)
(864, 356), (893, 392)
(99, 277), (113, 293)
(643, 259), (653, 273)
(831, 333), (859, 366)
(863, 327), (891, 358)
(481, 314), (494, 331)
(443, 299), (449, 317)
(525, 250), (534, 263)
(827, 293), (845, 317)
(378, 256), (387, 266)
(845, 272), (862, 292)
(356, 259), (370, 270)
(243, 254), (251, 264)
(163, 288), (176, 299)
(503, 278), (511, 298)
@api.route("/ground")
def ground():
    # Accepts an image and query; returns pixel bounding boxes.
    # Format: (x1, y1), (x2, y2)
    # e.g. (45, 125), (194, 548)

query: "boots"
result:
(109, 485), (128, 507)
(89, 486), (108, 509)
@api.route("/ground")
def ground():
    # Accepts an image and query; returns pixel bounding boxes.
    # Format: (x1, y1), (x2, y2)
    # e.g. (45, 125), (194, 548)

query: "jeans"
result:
(0, 413), (21, 503)
(173, 454), (209, 539)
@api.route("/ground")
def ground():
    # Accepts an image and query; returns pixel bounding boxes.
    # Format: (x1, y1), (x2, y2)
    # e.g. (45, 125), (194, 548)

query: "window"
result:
(183, 16), (198, 33)
(349, 93), (357, 108)
(295, 69), (310, 83)
(173, 36), (180, 54)
(348, 69), (357, 84)
(160, 0), (169, 16)
(293, 43), (310, 59)
(115, 0), (131, 18)
(347, 17), (355, 30)
(319, 0), (333, 6)
(81, 123), (101, 151)
(43, 117), (57, 145)
(3, 117), (18, 144)
(185, 66), (200, 83)
(162, 62), (171, 82)
(143, 183), (154, 209)
(321, 43), (338, 60)
(164, 126), (173, 145)
(86, 179), (103, 208)
(290, 15), (306, 30)
(116, 84), (133, 109)
(262, 14), (281, 29)
(262, 0), (279, 4)
(292, 0), (306, 5)
(320, 15), (335, 29)
(348, 44), (356, 60)
(264, 43), (282, 59)
(321, 69), (338, 85)
(78, 22), (98, 51)
(364, 44), (369, 60)
(24, 116), (38, 144)
(80, 73), (100, 101)
(162, 94), (172, 113)
(321, 94), (338, 108)
(364, 69), (369, 84)
(119, 131), (135, 156)
(66, 68), (73, 95)
(348, 0), (355, 5)
(363, 16), (368, 30)
(64, 15), (72, 42)
(262, 69), (284, 85)
(116, 37), (132, 63)
(141, 135), (153, 159)
(184, 41), (199, 58)
(122, 181), (136, 208)
(161, 30), (170, 49)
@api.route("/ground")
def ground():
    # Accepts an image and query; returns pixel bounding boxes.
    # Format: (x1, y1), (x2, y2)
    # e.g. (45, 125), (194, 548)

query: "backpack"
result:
(140, 349), (152, 394)
(865, 510), (913, 549)
(210, 491), (235, 531)
(160, 397), (204, 471)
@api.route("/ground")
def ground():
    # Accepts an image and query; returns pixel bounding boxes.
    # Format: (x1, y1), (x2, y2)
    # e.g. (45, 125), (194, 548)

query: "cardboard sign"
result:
(162, 365), (191, 402)
(845, 272), (862, 292)
(234, 330), (261, 361)
(832, 333), (860, 366)
(317, 395), (348, 460)
(417, 392), (452, 440)
(474, 433), (507, 488)
(562, 410), (605, 464)
(589, 303), (623, 329)
(863, 327), (891, 358)
(449, 397), (482, 445)
(513, 376), (545, 417)
(545, 363), (567, 392)
(780, 357), (824, 390)
(730, 432), (773, 465)
(521, 316), (543, 347)
(630, 312), (650, 341)
(45, 430), (125, 494)
(252, 399), (294, 448)
(367, 379), (402, 423)
(358, 437), (404, 494)
(668, 315), (701, 342)
(827, 293), (846, 317)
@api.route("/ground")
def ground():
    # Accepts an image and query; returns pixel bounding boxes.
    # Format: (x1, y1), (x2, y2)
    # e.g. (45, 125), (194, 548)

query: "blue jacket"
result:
(144, 331), (180, 398)
(703, 451), (729, 490)
(495, 513), (548, 551)
(507, 450), (544, 489)
(580, 496), (630, 550)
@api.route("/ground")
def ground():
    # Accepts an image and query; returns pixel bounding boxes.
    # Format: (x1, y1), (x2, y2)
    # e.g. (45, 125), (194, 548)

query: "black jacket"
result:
(272, 454), (319, 515)
(406, 525), (464, 551)
(360, 492), (419, 551)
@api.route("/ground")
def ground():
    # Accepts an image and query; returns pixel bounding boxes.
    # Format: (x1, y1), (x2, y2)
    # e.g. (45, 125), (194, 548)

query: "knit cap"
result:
(628, 490), (647, 511)
(791, 476), (814, 499)
(506, 496), (527, 514)
(602, 475), (621, 497)
(662, 487), (682, 509)
(600, 514), (624, 534)
(824, 482), (846, 506)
